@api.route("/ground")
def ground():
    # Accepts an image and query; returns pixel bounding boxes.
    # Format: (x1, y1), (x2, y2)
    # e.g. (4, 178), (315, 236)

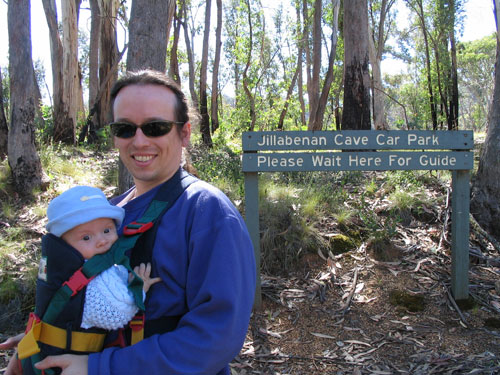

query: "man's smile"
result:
(133, 155), (155, 162)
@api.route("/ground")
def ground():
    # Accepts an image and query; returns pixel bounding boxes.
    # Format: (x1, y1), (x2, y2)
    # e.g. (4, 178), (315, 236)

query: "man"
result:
(2, 70), (256, 375)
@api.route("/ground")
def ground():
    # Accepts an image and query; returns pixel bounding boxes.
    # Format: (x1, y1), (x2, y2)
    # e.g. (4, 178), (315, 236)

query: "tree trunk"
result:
(296, 3), (306, 128)
(42, 0), (74, 144)
(342, 0), (371, 130)
(210, 0), (222, 134)
(278, 65), (300, 131)
(0, 67), (8, 158)
(242, 0), (256, 131)
(368, 0), (394, 130)
(449, 30), (459, 130)
(471, 0), (500, 241)
(169, 8), (182, 84)
(410, 0), (438, 130)
(310, 0), (340, 131)
(127, 0), (173, 72)
(181, 0), (199, 108)
(199, 0), (213, 147)
(60, 1), (79, 144)
(98, 0), (118, 127)
(8, 0), (42, 193)
(119, 0), (175, 193)
(307, 0), (322, 130)
(86, 0), (101, 143)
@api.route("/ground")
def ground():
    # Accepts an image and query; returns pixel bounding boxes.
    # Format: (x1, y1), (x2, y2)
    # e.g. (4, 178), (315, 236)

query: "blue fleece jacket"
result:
(88, 174), (256, 374)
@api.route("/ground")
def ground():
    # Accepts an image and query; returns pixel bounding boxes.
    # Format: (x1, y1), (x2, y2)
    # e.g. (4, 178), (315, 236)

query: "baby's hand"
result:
(133, 263), (162, 293)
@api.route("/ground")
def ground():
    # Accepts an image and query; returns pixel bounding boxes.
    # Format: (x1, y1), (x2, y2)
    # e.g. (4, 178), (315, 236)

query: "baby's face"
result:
(61, 218), (118, 259)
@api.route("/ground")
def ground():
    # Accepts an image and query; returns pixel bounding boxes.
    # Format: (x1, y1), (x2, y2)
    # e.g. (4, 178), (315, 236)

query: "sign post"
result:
(242, 131), (474, 308)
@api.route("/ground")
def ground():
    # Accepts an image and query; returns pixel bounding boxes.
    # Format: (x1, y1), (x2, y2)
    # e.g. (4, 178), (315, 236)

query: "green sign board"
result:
(243, 130), (473, 308)
(243, 151), (473, 172)
(243, 130), (473, 151)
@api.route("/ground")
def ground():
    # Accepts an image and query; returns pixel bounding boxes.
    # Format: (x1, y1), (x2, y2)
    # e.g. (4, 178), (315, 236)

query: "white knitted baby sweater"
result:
(81, 264), (140, 330)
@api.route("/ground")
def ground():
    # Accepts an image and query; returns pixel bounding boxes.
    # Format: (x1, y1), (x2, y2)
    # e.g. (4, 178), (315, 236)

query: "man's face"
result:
(61, 218), (118, 259)
(112, 84), (191, 195)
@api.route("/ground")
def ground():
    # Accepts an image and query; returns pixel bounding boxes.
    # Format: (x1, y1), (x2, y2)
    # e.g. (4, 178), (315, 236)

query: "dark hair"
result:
(110, 70), (193, 126)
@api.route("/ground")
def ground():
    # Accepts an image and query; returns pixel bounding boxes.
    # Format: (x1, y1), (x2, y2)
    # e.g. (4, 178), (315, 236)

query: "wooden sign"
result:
(243, 131), (473, 308)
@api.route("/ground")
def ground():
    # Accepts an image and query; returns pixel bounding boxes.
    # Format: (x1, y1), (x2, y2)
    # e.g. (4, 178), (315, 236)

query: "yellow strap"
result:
(17, 320), (106, 359)
(130, 326), (144, 345)
(18, 320), (42, 359)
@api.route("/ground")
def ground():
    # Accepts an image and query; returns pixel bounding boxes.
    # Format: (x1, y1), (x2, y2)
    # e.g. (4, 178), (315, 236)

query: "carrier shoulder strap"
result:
(130, 168), (198, 268)
(42, 168), (197, 324)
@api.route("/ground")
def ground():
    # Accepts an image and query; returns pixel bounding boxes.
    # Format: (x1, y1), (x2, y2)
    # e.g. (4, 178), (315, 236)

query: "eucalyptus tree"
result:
(405, 0), (464, 130)
(368, 0), (397, 130)
(42, 0), (79, 143)
(275, 2), (302, 130)
(199, 0), (213, 147)
(97, 1), (119, 129)
(404, 0), (438, 129)
(303, 0), (340, 131)
(181, 0), (200, 108)
(8, 0), (43, 193)
(211, 0), (223, 134)
(0, 67), (7, 158)
(342, 0), (371, 130)
(169, 2), (182, 84)
(471, 0), (500, 242)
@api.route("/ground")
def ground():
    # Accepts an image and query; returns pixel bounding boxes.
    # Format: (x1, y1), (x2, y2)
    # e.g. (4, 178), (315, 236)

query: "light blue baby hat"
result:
(46, 186), (125, 237)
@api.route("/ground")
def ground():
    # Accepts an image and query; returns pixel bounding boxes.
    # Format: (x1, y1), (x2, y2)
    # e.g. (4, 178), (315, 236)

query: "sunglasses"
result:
(109, 120), (185, 139)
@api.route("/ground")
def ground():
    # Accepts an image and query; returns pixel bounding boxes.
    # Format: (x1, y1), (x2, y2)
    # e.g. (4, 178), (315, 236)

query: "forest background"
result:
(1, 0), (499, 236)
(1, 1), (500, 372)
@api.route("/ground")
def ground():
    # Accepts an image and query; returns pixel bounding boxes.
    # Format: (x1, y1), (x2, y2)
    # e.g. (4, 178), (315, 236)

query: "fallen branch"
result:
(338, 268), (359, 315)
(445, 285), (468, 328)
(470, 214), (500, 253)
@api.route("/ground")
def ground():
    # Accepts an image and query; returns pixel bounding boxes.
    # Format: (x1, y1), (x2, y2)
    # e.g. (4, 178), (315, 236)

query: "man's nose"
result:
(131, 127), (150, 146)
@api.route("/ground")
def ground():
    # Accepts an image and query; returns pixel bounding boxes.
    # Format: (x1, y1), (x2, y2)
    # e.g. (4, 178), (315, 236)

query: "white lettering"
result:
(348, 155), (382, 167)
(419, 154), (456, 167)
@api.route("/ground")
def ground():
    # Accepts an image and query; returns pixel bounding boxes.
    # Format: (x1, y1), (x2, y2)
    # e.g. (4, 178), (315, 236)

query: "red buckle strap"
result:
(123, 221), (154, 236)
(129, 314), (145, 332)
(62, 268), (95, 297)
(24, 312), (41, 334)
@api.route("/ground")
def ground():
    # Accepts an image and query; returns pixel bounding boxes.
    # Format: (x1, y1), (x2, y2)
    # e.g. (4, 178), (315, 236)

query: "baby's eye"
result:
(83, 235), (90, 241)
(104, 228), (110, 234)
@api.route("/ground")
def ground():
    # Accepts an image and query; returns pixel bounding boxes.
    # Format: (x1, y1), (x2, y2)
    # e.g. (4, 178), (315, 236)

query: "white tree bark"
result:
(61, 1), (79, 142)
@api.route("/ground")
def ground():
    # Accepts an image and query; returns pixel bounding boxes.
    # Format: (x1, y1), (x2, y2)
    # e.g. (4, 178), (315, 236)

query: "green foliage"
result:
(259, 176), (328, 275)
(457, 34), (496, 131)
(36, 105), (54, 144)
(190, 142), (244, 203)
(0, 276), (20, 305)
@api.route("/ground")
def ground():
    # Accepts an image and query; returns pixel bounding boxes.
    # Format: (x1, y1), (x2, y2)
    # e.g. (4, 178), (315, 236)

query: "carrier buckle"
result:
(62, 268), (94, 297)
(123, 221), (154, 236)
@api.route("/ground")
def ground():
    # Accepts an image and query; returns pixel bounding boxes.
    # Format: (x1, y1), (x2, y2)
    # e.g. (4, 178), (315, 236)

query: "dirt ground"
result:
(231, 228), (500, 374)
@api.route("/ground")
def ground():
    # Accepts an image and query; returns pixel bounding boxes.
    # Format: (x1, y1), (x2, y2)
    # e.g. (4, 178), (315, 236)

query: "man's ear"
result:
(181, 122), (191, 147)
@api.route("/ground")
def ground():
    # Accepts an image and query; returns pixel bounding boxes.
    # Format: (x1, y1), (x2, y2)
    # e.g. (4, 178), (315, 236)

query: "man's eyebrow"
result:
(113, 117), (168, 123)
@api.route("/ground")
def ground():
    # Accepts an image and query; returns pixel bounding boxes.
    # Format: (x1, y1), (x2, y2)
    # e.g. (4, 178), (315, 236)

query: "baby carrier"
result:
(17, 168), (198, 375)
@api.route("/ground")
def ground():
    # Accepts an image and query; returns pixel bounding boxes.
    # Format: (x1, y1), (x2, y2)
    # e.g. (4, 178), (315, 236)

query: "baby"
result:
(43, 185), (160, 330)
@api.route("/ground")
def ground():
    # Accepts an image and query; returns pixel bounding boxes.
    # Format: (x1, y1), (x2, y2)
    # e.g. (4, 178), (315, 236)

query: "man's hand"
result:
(134, 263), (161, 293)
(35, 354), (88, 375)
(0, 333), (25, 375)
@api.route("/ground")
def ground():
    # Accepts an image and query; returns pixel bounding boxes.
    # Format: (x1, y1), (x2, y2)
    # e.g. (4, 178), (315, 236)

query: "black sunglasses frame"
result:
(109, 120), (185, 139)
